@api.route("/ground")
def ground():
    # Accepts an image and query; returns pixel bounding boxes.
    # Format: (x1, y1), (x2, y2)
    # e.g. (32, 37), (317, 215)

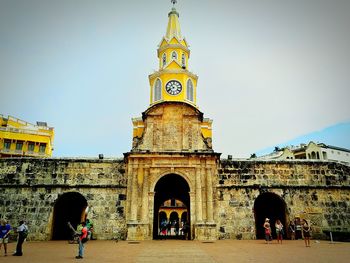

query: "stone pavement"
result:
(0, 239), (349, 263)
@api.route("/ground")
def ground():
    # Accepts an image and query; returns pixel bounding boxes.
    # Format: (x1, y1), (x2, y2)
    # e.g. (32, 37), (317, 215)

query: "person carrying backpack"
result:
(13, 220), (28, 256)
(76, 221), (88, 259)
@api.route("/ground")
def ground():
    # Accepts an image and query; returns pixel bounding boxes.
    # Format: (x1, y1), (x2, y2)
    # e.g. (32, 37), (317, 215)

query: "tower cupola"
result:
(148, 1), (198, 108)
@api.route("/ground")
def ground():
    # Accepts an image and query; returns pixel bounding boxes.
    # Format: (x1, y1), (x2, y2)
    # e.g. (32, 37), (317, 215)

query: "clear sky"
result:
(1, 0), (349, 158)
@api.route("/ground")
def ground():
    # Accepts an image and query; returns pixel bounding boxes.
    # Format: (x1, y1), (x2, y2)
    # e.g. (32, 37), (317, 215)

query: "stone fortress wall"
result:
(216, 160), (350, 240)
(0, 158), (127, 240)
(0, 158), (349, 241)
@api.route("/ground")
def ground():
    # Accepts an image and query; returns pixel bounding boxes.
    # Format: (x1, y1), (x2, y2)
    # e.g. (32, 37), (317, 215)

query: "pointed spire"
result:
(165, 6), (182, 41)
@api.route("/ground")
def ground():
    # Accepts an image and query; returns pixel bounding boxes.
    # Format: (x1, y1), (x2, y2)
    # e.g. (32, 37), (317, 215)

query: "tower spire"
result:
(166, 1), (182, 40)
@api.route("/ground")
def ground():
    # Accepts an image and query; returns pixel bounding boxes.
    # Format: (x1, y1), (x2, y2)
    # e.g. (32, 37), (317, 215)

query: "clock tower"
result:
(125, 1), (220, 241)
(149, 6), (198, 107)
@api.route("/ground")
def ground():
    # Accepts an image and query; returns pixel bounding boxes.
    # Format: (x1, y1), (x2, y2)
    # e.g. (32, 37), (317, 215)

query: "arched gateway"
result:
(153, 174), (190, 239)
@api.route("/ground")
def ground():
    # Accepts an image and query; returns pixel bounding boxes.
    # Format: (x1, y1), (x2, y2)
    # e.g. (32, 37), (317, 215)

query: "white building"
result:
(257, 141), (350, 165)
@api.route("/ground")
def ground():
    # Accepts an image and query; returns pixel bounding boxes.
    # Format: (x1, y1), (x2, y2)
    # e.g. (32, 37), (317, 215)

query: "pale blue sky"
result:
(1, 0), (349, 158)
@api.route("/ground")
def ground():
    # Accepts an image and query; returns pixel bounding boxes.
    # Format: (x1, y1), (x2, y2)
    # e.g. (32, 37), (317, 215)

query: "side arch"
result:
(253, 192), (287, 239)
(52, 192), (88, 240)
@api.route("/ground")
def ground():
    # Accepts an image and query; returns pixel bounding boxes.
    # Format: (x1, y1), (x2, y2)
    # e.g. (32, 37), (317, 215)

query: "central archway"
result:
(52, 192), (88, 240)
(153, 174), (190, 239)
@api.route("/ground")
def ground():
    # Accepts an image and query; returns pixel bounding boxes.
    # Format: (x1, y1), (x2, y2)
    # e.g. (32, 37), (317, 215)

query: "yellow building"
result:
(0, 115), (54, 158)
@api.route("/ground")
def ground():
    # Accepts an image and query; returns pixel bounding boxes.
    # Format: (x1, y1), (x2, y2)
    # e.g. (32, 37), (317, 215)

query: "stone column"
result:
(149, 191), (155, 237)
(189, 191), (195, 239)
(141, 168), (149, 222)
(126, 160), (133, 221)
(206, 167), (214, 223)
(195, 167), (203, 222)
(130, 165), (138, 221)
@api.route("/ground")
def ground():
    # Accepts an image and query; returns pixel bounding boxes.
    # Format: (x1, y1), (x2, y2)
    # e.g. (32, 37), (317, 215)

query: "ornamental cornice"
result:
(157, 44), (190, 57)
(149, 69), (198, 80)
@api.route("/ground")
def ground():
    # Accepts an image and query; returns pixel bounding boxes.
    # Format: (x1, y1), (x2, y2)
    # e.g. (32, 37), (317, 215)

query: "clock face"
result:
(165, 80), (182, 95)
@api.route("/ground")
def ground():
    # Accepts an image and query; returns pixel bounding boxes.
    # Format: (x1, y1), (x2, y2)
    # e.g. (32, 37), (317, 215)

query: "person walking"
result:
(76, 221), (88, 259)
(275, 219), (284, 244)
(263, 218), (271, 244)
(0, 219), (11, 256)
(302, 219), (311, 247)
(13, 220), (28, 256)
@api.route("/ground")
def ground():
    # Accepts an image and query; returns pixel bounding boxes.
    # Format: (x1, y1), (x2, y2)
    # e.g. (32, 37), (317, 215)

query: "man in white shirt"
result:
(13, 220), (28, 256)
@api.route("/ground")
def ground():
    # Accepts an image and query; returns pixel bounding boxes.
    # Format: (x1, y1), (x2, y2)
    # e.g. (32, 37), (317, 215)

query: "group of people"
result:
(0, 219), (28, 256)
(159, 220), (189, 239)
(263, 217), (312, 246)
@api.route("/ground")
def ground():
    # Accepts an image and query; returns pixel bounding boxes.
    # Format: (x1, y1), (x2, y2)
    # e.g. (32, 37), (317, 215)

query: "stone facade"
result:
(124, 152), (219, 240)
(127, 102), (219, 240)
(0, 157), (349, 241)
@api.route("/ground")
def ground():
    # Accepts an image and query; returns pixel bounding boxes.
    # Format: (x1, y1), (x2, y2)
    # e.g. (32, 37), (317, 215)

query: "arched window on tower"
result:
(162, 53), (167, 67)
(154, 79), (162, 102)
(187, 79), (194, 102)
(181, 53), (186, 68)
(172, 51), (177, 60)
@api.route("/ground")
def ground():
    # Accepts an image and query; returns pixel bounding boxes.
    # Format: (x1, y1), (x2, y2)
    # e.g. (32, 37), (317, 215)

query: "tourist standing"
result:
(86, 219), (94, 240)
(13, 220), (28, 256)
(289, 221), (296, 240)
(0, 220), (11, 256)
(76, 221), (88, 259)
(175, 220), (179, 236)
(275, 219), (284, 244)
(182, 221), (189, 240)
(295, 218), (302, 239)
(263, 218), (271, 244)
(302, 219), (311, 247)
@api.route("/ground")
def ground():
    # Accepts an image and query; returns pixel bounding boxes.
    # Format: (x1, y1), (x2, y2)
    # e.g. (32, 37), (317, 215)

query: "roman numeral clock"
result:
(165, 80), (182, 95)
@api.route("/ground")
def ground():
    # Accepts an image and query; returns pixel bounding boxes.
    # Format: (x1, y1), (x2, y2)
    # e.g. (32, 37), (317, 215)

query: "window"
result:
(171, 198), (176, 207)
(171, 51), (177, 60)
(154, 79), (162, 102)
(162, 53), (166, 67)
(39, 143), (46, 153)
(4, 140), (11, 149)
(186, 79), (194, 102)
(16, 141), (23, 151)
(311, 151), (316, 159)
(28, 142), (35, 152)
(322, 151), (327, 159)
(182, 53), (186, 67)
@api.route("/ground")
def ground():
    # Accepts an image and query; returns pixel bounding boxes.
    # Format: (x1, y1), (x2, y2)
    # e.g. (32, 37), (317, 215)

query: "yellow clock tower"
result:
(125, 1), (220, 241)
(149, 6), (197, 107)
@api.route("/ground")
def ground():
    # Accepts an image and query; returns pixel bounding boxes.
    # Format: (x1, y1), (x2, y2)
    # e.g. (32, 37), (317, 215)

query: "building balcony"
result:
(0, 148), (50, 157)
(0, 126), (51, 136)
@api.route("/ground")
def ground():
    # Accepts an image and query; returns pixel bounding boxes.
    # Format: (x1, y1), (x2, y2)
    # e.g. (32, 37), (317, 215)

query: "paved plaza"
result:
(0, 239), (349, 263)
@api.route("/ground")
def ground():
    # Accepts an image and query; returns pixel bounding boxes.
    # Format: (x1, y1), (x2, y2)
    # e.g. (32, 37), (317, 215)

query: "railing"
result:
(0, 127), (51, 136)
(0, 148), (50, 157)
